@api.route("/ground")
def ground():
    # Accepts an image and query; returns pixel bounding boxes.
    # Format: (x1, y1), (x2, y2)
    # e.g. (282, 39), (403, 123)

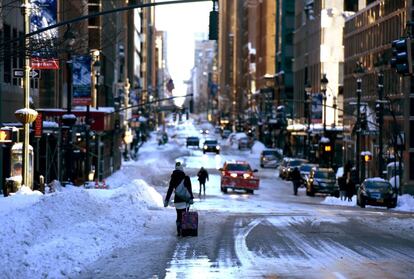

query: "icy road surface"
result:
(78, 142), (414, 279)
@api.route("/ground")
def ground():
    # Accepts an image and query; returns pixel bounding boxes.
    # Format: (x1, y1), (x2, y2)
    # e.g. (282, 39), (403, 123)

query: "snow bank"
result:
(321, 196), (357, 207)
(395, 194), (414, 212)
(0, 178), (164, 279)
(251, 141), (266, 155)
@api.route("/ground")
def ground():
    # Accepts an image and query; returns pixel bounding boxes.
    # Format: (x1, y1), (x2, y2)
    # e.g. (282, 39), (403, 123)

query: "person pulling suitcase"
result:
(164, 162), (194, 237)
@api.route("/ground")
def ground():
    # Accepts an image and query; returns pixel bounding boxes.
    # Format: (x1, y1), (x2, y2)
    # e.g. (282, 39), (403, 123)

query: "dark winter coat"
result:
(291, 168), (301, 182)
(165, 169), (194, 203)
(346, 180), (355, 198)
(338, 176), (346, 191)
(197, 168), (209, 184)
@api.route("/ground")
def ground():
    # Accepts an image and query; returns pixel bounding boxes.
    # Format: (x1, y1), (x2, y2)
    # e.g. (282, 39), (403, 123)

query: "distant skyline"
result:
(155, 1), (210, 105)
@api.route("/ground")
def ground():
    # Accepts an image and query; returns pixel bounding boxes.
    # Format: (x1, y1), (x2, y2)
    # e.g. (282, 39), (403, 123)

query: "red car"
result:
(219, 161), (260, 194)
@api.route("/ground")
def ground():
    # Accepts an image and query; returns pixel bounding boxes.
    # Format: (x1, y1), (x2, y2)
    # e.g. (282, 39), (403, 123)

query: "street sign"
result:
(13, 68), (41, 79)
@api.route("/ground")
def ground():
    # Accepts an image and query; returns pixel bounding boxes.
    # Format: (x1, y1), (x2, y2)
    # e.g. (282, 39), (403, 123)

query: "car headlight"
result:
(203, 145), (207, 150)
(287, 168), (291, 172)
(230, 173), (237, 178)
(243, 173), (251, 179)
(216, 145), (220, 150)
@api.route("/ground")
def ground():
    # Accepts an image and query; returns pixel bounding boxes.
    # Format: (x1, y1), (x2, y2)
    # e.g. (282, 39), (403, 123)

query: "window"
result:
(411, 98), (414, 117)
(410, 120), (414, 148)
(4, 24), (11, 83)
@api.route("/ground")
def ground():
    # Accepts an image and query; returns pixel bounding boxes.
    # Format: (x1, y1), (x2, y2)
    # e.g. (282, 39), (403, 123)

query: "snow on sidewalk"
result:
(321, 194), (414, 212)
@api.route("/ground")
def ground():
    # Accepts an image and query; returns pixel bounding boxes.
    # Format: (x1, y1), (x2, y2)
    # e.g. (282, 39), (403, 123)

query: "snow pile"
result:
(0, 178), (165, 279)
(321, 196), (357, 206)
(251, 141), (266, 156)
(395, 194), (414, 212)
(0, 134), (184, 279)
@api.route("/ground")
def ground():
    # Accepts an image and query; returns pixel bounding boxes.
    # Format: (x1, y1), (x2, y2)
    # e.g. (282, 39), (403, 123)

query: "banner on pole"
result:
(311, 93), (323, 124)
(72, 55), (92, 106)
(30, 0), (58, 70)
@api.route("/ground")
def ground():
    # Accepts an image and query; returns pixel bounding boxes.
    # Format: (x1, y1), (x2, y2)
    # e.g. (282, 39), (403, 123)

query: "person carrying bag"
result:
(164, 162), (194, 237)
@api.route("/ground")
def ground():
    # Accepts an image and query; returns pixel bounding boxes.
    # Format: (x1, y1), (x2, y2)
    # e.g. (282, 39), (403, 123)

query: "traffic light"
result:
(375, 103), (383, 124)
(363, 153), (372, 162)
(360, 111), (367, 129)
(390, 37), (412, 75)
(208, 10), (218, 40)
(324, 144), (332, 152)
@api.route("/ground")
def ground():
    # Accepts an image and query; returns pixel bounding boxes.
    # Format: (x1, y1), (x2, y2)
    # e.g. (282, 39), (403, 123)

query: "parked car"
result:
(357, 178), (397, 209)
(222, 129), (231, 139)
(203, 139), (220, 154)
(186, 136), (200, 148)
(200, 128), (209, 135)
(299, 163), (318, 186)
(279, 158), (308, 180)
(238, 137), (251, 150)
(305, 167), (339, 197)
(219, 160), (259, 194)
(260, 149), (283, 168)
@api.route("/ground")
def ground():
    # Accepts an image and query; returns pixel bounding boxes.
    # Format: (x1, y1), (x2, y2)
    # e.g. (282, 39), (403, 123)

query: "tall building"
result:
(191, 39), (216, 118)
(218, 0), (275, 133)
(292, 0), (351, 160)
(275, 0), (295, 116)
(343, 0), (412, 192)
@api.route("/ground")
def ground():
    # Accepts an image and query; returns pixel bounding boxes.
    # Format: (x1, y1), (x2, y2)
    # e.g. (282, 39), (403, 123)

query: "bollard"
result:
(39, 175), (45, 194)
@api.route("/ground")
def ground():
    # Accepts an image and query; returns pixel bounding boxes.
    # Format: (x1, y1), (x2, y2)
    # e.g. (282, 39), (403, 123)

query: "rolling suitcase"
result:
(181, 208), (198, 237)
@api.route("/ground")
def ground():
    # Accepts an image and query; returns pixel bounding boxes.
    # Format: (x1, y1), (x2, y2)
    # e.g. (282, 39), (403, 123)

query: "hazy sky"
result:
(155, 1), (211, 101)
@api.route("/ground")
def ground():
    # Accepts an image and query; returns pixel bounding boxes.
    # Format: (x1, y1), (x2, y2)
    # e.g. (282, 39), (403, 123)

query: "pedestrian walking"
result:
(291, 167), (302, 196)
(164, 162), (194, 237)
(338, 175), (347, 201)
(197, 167), (209, 197)
(345, 171), (355, 202)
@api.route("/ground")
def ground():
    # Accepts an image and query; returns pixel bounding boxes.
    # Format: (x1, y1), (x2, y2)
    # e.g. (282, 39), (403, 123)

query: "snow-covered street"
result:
(1, 120), (414, 279)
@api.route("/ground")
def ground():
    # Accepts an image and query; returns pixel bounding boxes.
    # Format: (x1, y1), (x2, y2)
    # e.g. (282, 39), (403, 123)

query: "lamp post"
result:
(305, 81), (312, 160)
(376, 72), (384, 178)
(333, 95), (337, 128)
(320, 74), (329, 135)
(93, 59), (101, 109)
(15, 0), (38, 188)
(355, 77), (362, 185)
(61, 27), (77, 183)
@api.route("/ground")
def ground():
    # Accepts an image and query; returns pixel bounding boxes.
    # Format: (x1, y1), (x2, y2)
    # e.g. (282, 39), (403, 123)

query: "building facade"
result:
(343, 0), (412, 192)
(0, 0), (153, 190)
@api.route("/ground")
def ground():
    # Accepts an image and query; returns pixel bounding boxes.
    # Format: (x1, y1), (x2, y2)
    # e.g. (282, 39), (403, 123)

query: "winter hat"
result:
(175, 162), (184, 171)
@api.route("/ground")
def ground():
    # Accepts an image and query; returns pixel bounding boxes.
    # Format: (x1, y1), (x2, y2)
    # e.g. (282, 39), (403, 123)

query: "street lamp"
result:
(320, 73), (329, 135)
(15, 0), (38, 188)
(93, 59), (101, 109)
(333, 95), (337, 129)
(61, 26), (77, 183)
(305, 81), (312, 160)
